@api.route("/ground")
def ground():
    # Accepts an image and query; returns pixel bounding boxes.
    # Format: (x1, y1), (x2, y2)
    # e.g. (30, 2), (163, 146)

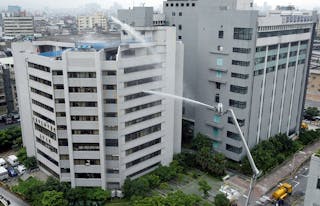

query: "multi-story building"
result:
(0, 57), (18, 117)
(3, 16), (34, 37)
(13, 26), (183, 189)
(306, 69), (320, 109)
(304, 153), (320, 206)
(77, 13), (108, 33)
(163, 0), (317, 160)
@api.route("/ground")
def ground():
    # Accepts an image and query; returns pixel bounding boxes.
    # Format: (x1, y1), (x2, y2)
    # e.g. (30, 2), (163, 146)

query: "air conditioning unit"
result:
(85, 160), (90, 166)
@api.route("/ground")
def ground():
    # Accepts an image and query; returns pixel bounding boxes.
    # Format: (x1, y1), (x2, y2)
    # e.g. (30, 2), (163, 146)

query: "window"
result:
(37, 149), (59, 166)
(125, 100), (161, 114)
(126, 138), (161, 155)
(36, 137), (57, 153)
(216, 82), (221, 89)
(106, 155), (119, 160)
(317, 178), (320, 189)
(126, 150), (161, 168)
(69, 87), (97, 93)
(57, 125), (67, 130)
(61, 168), (70, 173)
(75, 173), (101, 179)
(215, 94), (220, 103)
(32, 99), (54, 112)
(107, 169), (119, 174)
(231, 73), (249, 79)
(229, 99), (246, 109)
(52, 70), (63, 75)
(192, 3), (195, 6)
(124, 76), (161, 88)
(56, 112), (66, 117)
(104, 99), (117, 104)
(70, 101), (97, 107)
(28, 62), (50, 72)
(72, 130), (99, 135)
(218, 30), (224, 38)
(178, 36), (182, 40)
(230, 85), (248, 94)
(178, 25), (182, 30)
(55, 99), (65, 104)
(104, 112), (118, 117)
(124, 63), (161, 74)
(125, 124), (161, 142)
(31, 87), (52, 99)
(125, 112), (161, 127)
(234, 28), (253, 40)
(58, 139), (68, 146)
(232, 60), (250, 67)
(254, 69), (264, 76)
(54, 84), (64, 89)
(213, 127), (219, 136)
(68, 72), (96, 78)
(179, 12), (182, 16)
(29, 75), (51, 86)
(106, 139), (118, 147)
(124, 92), (150, 101)
(267, 55), (277, 61)
(60, 155), (69, 160)
(213, 115), (221, 123)
(227, 131), (241, 141)
(128, 162), (160, 178)
(233, 47), (251, 54)
(258, 28), (310, 38)
(33, 111), (55, 124)
(227, 117), (245, 127)
(268, 44), (278, 50)
(73, 143), (99, 151)
(226, 144), (242, 154)
(216, 58), (223, 66)
(102, 71), (116, 76)
(71, 116), (98, 121)
(255, 57), (265, 65)
(74, 159), (100, 165)
(256, 46), (266, 52)
(217, 45), (223, 51)
(172, 12), (176, 16)
(216, 71), (222, 78)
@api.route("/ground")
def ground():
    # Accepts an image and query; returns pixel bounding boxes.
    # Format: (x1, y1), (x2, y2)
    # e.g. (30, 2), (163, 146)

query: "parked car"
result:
(6, 155), (19, 166)
(6, 167), (17, 177)
(0, 166), (8, 181)
(0, 158), (6, 167)
(17, 165), (26, 175)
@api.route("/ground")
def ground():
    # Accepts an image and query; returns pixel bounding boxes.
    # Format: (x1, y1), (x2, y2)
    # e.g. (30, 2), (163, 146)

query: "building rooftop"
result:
(37, 33), (120, 43)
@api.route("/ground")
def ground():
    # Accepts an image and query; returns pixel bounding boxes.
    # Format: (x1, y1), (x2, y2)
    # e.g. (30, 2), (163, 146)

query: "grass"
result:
(106, 199), (131, 206)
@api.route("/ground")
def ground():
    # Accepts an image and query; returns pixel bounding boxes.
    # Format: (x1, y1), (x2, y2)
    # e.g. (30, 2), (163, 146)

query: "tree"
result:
(24, 156), (38, 169)
(87, 188), (111, 205)
(198, 179), (211, 197)
(0, 126), (21, 151)
(41, 190), (68, 206)
(122, 178), (150, 198)
(214, 194), (230, 206)
(12, 177), (45, 201)
(192, 133), (212, 151)
(305, 107), (320, 120)
(17, 147), (27, 163)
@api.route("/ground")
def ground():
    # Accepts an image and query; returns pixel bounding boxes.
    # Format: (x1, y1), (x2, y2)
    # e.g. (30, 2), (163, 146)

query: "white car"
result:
(17, 165), (26, 175)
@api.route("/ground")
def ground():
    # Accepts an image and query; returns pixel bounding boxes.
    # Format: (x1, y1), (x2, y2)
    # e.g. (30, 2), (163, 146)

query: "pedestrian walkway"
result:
(227, 139), (320, 206)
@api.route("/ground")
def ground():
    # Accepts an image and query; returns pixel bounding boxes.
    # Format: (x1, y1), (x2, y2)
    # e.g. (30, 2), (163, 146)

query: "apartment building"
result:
(163, 0), (317, 160)
(3, 16), (34, 38)
(0, 57), (18, 117)
(77, 13), (108, 33)
(13, 27), (183, 189)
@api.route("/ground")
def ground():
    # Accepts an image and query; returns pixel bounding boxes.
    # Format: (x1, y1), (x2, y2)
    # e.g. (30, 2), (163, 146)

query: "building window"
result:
(232, 60), (250, 67)
(125, 124), (161, 142)
(317, 178), (320, 189)
(216, 71), (222, 78)
(231, 73), (249, 79)
(29, 75), (51, 86)
(178, 25), (182, 30)
(126, 150), (161, 168)
(125, 100), (161, 114)
(213, 115), (221, 123)
(106, 155), (119, 160)
(28, 62), (50, 73)
(102, 71), (116, 76)
(216, 82), (221, 89)
(218, 30), (224, 38)
(75, 173), (101, 179)
(60, 155), (69, 160)
(73, 143), (99, 151)
(234, 28), (253, 40)
(228, 117), (245, 127)
(54, 84), (64, 90)
(74, 159), (100, 165)
(124, 76), (161, 88)
(70, 101), (97, 107)
(105, 139), (119, 147)
(124, 63), (161, 74)
(104, 112), (118, 117)
(179, 12), (182, 16)
(215, 94), (220, 103)
(233, 47), (251, 53)
(230, 85), (248, 94)
(192, 3), (195, 6)
(68, 72), (96, 78)
(107, 169), (119, 174)
(69, 87), (97, 93)
(52, 70), (63, 75)
(125, 112), (161, 127)
(172, 12), (176, 16)
(229, 99), (246, 109)
(124, 92), (150, 101)
(104, 99), (117, 104)
(61, 168), (70, 173)
(178, 36), (182, 40)
(128, 162), (161, 178)
(71, 116), (98, 121)
(226, 144), (242, 154)
(72, 130), (99, 135)
(213, 127), (219, 137)
(216, 58), (223, 66)
(58, 139), (68, 146)
(227, 131), (241, 141)
(217, 45), (223, 51)
(126, 138), (161, 155)
(256, 46), (266, 52)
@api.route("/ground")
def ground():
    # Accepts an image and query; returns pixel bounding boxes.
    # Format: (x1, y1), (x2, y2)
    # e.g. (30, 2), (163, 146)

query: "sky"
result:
(0, 0), (319, 11)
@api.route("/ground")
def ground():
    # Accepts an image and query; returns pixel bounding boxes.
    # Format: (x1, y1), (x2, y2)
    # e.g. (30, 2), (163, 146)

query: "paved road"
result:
(0, 187), (29, 206)
(0, 122), (20, 130)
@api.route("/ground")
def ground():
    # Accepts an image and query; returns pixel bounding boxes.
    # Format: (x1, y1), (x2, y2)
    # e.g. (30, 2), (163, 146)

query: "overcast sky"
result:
(0, 0), (319, 11)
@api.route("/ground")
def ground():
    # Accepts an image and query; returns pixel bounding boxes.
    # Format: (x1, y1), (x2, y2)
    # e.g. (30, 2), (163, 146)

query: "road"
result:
(0, 122), (20, 130)
(0, 186), (29, 206)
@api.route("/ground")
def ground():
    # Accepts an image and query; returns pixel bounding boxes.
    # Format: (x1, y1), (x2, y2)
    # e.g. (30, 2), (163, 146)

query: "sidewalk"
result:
(227, 139), (320, 205)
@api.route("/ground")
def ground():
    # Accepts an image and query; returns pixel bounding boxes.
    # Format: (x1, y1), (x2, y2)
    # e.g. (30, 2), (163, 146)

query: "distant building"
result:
(304, 154), (320, 206)
(77, 13), (108, 33)
(0, 57), (18, 117)
(3, 16), (34, 37)
(13, 27), (183, 189)
(7, 6), (21, 17)
(306, 69), (320, 109)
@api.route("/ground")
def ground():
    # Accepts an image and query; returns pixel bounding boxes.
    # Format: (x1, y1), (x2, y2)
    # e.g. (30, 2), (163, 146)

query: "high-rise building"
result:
(77, 13), (108, 33)
(163, 0), (317, 161)
(3, 16), (34, 37)
(13, 27), (183, 189)
(0, 57), (18, 117)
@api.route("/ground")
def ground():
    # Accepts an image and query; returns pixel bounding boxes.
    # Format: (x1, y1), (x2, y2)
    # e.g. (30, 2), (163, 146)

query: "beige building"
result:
(306, 69), (320, 109)
(77, 13), (108, 33)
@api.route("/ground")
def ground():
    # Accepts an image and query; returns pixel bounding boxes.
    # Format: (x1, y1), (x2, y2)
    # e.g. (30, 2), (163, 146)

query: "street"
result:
(0, 186), (29, 206)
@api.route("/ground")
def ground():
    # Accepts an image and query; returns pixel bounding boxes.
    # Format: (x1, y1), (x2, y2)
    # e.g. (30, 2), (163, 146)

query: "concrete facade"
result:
(304, 154), (320, 206)
(12, 26), (183, 189)
(77, 13), (108, 33)
(163, 0), (316, 161)
(3, 16), (34, 37)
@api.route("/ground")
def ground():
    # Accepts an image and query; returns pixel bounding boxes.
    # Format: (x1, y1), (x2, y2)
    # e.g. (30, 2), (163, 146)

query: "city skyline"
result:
(0, 0), (319, 11)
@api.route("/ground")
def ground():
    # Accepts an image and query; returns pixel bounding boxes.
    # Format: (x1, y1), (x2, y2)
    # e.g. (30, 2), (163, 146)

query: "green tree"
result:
(305, 107), (320, 119)
(24, 156), (37, 169)
(0, 126), (21, 151)
(87, 188), (111, 205)
(41, 190), (68, 206)
(214, 194), (230, 206)
(12, 177), (45, 201)
(144, 174), (161, 188)
(122, 178), (150, 199)
(192, 133), (212, 151)
(198, 179), (211, 197)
